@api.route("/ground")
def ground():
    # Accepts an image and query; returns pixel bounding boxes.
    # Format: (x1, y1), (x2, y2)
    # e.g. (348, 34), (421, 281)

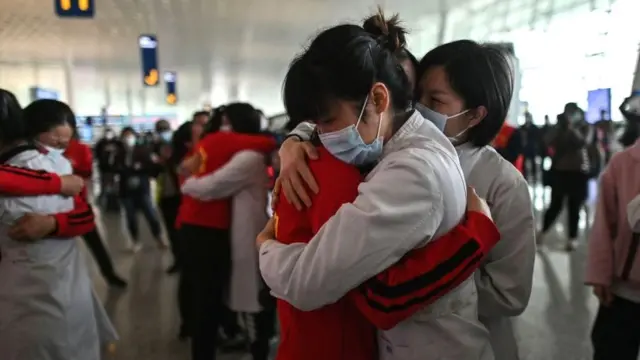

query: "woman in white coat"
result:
(256, 14), (494, 360)
(182, 103), (275, 360)
(414, 41), (536, 360)
(0, 97), (117, 360)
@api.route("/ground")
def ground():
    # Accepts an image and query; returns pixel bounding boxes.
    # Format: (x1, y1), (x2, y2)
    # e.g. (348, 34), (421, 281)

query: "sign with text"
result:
(55, 0), (94, 18)
(139, 35), (159, 87)
(164, 71), (177, 105)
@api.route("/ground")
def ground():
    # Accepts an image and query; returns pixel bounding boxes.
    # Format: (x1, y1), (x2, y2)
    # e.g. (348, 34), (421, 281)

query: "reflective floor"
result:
(89, 181), (601, 360)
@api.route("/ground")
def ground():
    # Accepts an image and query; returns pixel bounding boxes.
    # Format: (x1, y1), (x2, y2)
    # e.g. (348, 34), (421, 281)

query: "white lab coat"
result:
(457, 143), (536, 360)
(182, 150), (268, 313)
(0, 148), (117, 360)
(261, 112), (494, 360)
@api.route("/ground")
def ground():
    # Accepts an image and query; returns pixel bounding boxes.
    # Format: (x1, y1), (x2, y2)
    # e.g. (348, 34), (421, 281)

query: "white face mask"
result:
(124, 136), (137, 147)
(627, 194), (640, 232)
(105, 132), (114, 140)
(219, 125), (233, 132)
(36, 141), (65, 157)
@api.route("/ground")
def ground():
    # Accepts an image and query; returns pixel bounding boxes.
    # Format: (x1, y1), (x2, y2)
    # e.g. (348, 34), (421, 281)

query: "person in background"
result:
(587, 137), (640, 360)
(178, 107), (277, 360)
(182, 103), (277, 360)
(94, 127), (120, 210)
(152, 119), (172, 155)
(619, 95), (640, 148)
(192, 110), (210, 127)
(539, 114), (553, 159)
(114, 127), (165, 252)
(156, 120), (183, 274)
(173, 120), (202, 341)
(0, 97), (117, 359)
(492, 121), (524, 174)
(62, 121), (128, 288)
(415, 39), (535, 360)
(538, 104), (589, 250)
(519, 111), (540, 182)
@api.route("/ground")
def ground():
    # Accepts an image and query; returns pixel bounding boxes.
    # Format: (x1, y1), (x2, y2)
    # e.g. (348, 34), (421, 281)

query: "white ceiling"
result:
(0, 0), (475, 116)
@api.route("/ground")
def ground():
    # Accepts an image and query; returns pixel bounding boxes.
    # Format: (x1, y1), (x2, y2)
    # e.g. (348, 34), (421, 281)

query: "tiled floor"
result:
(89, 181), (602, 360)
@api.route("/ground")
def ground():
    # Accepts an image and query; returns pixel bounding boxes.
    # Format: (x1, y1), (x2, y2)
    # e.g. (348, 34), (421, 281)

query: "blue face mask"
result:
(160, 130), (172, 142)
(415, 104), (469, 144)
(318, 95), (383, 166)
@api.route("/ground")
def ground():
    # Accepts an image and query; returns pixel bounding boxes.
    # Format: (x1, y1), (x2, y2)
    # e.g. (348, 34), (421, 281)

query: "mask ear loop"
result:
(355, 94), (370, 129)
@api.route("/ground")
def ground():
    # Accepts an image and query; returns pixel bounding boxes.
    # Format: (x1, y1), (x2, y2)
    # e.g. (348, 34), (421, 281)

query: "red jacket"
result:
(0, 145), (94, 238)
(273, 147), (501, 358)
(180, 132), (276, 229)
(64, 138), (93, 178)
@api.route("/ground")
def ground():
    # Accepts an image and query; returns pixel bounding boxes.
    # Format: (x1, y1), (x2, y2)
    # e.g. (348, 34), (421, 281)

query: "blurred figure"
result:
(539, 115), (553, 159)
(114, 127), (164, 252)
(492, 121), (524, 174)
(156, 120), (183, 274)
(587, 137), (640, 360)
(192, 111), (210, 127)
(182, 103), (276, 360)
(538, 104), (589, 250)
(519, 111), (540, 181)
(152, 119), (172, 155)
(64, 122), (127, 288)
(619, 95), (640, 148)
(94, 127), (120, 210)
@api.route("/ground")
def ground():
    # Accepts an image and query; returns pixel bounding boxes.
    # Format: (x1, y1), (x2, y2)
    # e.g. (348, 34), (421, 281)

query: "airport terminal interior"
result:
(1, 0), (640, 359)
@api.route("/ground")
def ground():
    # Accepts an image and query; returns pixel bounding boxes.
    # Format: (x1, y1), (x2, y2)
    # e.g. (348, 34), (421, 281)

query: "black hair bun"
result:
(362, 7), (407, 53)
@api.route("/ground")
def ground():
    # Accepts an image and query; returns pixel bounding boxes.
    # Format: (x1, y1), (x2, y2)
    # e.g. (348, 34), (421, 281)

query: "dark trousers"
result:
(121, 193), (162, 242)
(246, 286), (276, 360)
(542, 170), (588, 239)
(180, 225), (231, 360)
(82, 228), (117, 279)
(158, 196), (182, 265)
(523, 154), (538, 181)
(592, 296), (640, 360)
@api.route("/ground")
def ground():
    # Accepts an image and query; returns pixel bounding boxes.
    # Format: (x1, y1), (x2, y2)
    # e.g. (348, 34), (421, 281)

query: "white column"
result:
(63, 56), (75, 109)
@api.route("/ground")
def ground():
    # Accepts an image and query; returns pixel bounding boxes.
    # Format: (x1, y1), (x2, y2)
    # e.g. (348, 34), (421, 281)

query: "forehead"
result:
(419, 66), (449, 90)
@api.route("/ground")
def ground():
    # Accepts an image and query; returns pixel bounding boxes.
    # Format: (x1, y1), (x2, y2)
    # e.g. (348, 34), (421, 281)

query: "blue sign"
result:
(55, 0), (94, 18)
(164, 71), (177, 105)
(139, 35), (159, 87)
(586, 88), (611, 123)
(29, 87), (60, 101)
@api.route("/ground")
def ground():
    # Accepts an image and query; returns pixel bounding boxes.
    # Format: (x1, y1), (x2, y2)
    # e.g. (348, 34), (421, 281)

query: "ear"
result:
(370, 82), (391, 114)
(469, 105), (488, 128)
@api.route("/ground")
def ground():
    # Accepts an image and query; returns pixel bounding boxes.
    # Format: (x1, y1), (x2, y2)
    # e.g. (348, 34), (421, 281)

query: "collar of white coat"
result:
(382, 110), (424, 159)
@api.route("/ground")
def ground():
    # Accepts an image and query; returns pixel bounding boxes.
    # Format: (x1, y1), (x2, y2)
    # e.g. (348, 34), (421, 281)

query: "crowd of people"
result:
(2, 7), (640, 360)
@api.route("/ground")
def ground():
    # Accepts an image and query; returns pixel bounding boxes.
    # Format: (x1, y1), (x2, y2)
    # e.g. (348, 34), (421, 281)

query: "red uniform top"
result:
(492, 123), (524, 174)
(273, 146), (377, 360)
(274, 147), (502, 352)
(0, 144), (94, 238)
(179, 132), (276, 229)
(64, 138), (93, 178)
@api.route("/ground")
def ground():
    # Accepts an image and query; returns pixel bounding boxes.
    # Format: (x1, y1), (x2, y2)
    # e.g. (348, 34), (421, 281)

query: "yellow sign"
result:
(144, 69), (159, 86)
(166, 93), (177, 105)
(56, 0), (94, 17)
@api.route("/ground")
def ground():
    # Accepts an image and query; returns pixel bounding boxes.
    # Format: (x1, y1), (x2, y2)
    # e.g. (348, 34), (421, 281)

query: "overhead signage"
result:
(29, 87), (60, 101)
(55, 0), (95, 18)
(164, 71), (177, 105)
(139, 35), (159, 87)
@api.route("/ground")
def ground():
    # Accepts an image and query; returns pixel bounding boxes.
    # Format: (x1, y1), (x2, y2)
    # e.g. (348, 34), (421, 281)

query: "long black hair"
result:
(0, 89), (25, 147)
